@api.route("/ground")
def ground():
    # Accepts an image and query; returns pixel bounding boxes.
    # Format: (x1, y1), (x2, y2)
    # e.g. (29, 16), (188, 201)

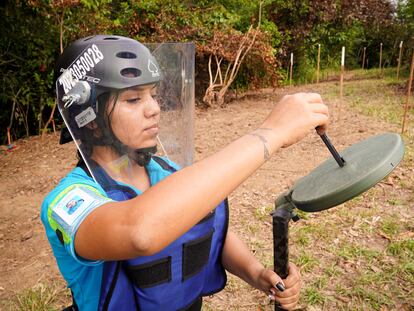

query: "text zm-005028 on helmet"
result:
(59, 44), (104, 94)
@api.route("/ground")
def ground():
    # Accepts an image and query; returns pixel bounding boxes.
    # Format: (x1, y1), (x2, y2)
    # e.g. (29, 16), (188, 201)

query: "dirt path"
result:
(0, 80), (409, 310)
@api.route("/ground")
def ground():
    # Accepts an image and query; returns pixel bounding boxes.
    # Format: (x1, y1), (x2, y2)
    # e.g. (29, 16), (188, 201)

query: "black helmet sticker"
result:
(58, 44), (105, 94)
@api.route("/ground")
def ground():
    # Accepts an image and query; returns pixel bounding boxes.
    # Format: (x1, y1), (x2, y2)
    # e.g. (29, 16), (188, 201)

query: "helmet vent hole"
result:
(103, 37), (119, 40)
(83, 36), (94, 41)
(116, 51), (137, 59)
(121, 68), (141, 78)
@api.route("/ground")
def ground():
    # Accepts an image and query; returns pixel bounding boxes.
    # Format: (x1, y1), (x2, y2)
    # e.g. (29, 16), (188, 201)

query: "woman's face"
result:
(107, 84), (160, 150)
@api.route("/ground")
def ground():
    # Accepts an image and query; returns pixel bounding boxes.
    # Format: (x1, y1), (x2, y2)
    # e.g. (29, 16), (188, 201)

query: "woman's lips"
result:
(144, 124), (159, 135)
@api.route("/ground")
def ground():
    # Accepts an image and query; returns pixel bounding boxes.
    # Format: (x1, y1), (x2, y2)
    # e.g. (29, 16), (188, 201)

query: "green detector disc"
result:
(290, 133), (405, 212)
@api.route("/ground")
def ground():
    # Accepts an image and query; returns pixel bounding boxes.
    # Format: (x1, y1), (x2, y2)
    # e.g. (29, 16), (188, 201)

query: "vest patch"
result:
(182, 229), (214, 281)
(51, 186), (112, 237)
(127, 256), (172, 288)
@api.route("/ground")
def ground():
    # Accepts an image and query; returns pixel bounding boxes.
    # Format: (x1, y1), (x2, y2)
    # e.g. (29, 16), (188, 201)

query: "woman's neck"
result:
(90, 146), (150, 191)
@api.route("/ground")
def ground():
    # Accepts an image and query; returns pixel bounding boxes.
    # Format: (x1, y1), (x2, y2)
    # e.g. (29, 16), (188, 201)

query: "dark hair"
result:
(77, 91), (121, 159)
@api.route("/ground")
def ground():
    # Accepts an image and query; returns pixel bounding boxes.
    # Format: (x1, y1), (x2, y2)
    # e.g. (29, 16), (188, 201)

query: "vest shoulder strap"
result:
(152, 156), (177, 172)
(76, 159), (90, 177)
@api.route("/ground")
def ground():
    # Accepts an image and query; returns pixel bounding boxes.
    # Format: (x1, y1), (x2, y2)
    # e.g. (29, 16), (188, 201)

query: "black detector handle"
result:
(272, 205), (291, 311)
(318, 131), (346, 167)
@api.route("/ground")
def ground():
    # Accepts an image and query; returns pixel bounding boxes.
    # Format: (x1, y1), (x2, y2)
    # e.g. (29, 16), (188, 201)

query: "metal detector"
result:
(272, 132), (405, 310)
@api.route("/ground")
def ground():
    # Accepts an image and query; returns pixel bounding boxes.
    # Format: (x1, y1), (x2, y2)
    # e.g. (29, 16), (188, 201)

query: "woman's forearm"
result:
(221, 230), (265, 289)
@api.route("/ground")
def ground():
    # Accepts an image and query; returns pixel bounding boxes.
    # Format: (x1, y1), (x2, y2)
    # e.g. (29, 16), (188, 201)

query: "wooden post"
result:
(286, 63), (289, 80)
(379, 43), (383, 71)
(7, 127), (11, 146)
(52, 119), (56, 134)
(317, 44), (321, 84)
(402, 50), (414, 133)
(362, 47), (366, 69)
(340, 47), (345, 99)
(289, 53), (293, 85)
(338, 46), (345, 120)
(397, 41), (403, 80)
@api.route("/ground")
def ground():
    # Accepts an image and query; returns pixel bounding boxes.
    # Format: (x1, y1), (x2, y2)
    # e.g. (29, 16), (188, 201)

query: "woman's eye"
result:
(126, 97), (140, 104)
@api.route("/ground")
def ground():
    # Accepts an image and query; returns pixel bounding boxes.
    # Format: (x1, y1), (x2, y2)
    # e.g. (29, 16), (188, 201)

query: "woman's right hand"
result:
(261, 92), (329, 149)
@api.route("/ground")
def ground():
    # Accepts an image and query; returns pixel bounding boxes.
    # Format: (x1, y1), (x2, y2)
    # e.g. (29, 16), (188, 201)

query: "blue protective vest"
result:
(78, 157), (228, 311)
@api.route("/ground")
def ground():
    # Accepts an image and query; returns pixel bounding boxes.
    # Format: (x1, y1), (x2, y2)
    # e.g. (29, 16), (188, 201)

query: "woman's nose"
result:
(144, 96), (160, 118)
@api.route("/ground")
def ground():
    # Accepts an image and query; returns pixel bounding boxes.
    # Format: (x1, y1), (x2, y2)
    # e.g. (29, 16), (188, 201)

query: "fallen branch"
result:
(41, 9), (65, 138)
(203, 2), (264, 107)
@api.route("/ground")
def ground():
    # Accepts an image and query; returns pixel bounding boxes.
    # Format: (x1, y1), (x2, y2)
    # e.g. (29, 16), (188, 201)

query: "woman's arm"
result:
(222, 230), (301, 310)
(74, 93), (329, 260)
(221, 230), (273, 288)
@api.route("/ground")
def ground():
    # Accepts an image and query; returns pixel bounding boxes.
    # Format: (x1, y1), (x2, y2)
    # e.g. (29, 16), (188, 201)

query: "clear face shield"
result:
(149, 43), (195, 167)
(56, 41), (195, 186)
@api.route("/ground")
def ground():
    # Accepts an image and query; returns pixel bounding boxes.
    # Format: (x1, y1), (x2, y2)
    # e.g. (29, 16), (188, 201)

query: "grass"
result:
(294, 229), (311, 247)
(295, 252), (319, 272)
(304, 285), (326, 305)
(283, 63), (412, 87)
(3, 283), (70, 311)
(381, 218), (403, 236)
(324, 263), (343, 277)
(254, 204), (274, 222)
(337, 244), (381, 262)
(387, 239), (414, 259)
(309, 183), (414, 310)
(339, 70), (412, 128)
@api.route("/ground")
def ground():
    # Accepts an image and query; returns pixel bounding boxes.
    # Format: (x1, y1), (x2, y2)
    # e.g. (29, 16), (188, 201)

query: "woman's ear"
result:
(86, 121), (98, 130)
(87, 120), (103, 139)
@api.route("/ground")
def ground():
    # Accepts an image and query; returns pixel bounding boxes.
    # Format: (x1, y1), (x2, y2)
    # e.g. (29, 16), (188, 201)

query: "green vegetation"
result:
(254, 204), (273, 222)
(1, 0), (414, 142)
(304, 285), (326, 305)
(295, 252), (319, 272)
(337, 244), (381, 263)
(5, 282), (69, 311)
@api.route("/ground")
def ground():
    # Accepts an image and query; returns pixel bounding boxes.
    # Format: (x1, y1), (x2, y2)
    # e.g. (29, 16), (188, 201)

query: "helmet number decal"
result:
(58, 44), (104, 94)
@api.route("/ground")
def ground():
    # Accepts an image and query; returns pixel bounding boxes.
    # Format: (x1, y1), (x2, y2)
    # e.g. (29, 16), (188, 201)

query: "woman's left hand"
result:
(255, 262), (302, 310)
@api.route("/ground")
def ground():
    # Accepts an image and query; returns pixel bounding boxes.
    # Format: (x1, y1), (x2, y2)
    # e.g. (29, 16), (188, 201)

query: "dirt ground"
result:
(0, 81), (411, 310)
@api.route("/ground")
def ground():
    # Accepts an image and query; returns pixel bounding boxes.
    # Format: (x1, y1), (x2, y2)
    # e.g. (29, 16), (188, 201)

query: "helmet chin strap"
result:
(132, 146), (157, 166)
(90, 124), (156, 167)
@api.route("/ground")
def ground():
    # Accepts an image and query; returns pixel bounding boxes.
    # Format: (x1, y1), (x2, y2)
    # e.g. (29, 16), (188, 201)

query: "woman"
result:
(42, 35), (329, 311)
